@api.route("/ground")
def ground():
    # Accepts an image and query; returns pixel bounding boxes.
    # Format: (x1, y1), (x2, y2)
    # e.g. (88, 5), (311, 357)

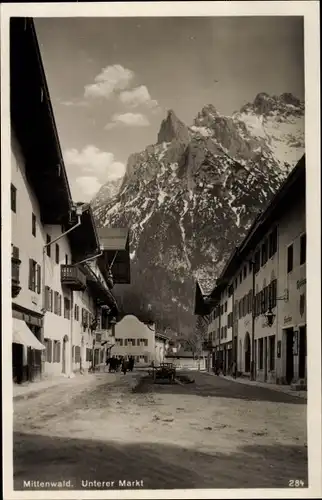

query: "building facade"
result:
(195, 156), (306, 387)
(111, 315), (156, 365)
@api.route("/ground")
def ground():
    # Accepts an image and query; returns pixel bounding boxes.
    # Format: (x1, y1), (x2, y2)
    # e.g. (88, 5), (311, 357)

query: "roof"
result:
(194, 280), (214, 316)
(208, 155), (306, 299)
(81, 263), (118, 311)
(10, 18), (73, 224)
(98, 227), (129, 251)
(155, 332), (170, 341)
(166, 349), (195, 358)
(97, 228), (131, 284)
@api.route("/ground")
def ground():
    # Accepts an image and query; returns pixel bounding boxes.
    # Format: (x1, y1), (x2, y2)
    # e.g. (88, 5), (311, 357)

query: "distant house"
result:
(155, 332), (170, 365)
(111, 314), (155, 365)
(165, 348), (206, 371)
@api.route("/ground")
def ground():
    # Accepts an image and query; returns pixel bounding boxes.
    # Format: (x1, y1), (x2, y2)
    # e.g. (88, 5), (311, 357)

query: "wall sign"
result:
(296, 278), (306, 290)
(299, 294), (305, 317)
(284, 316), (292, 325)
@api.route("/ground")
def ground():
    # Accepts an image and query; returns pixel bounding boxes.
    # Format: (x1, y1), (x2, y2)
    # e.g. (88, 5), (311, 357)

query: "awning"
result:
(12, 318), (45, 350)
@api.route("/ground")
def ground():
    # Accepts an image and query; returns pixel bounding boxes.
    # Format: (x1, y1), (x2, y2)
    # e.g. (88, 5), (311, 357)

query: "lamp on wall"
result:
(265, 307), (276, 327)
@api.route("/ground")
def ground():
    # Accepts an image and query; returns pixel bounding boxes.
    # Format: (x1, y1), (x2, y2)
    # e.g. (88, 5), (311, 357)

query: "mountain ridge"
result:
(92, 92), (304, 338)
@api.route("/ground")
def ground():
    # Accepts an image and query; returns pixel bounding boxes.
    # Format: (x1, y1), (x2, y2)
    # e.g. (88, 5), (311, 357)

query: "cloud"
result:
(64, 145), (125, 202)
(105, 112), (150, 129)
(75, 177), (102, 199)
(64, 145), (125, 179)
(84, 64), (134, 99)
(119, 85), (158, 109)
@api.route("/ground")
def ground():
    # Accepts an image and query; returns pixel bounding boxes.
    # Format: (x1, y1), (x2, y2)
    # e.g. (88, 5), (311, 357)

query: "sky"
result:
(35, 16), (304, 202)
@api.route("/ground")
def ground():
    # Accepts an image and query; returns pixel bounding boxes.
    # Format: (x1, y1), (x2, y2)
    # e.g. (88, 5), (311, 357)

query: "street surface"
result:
(13, 371), (308, 490)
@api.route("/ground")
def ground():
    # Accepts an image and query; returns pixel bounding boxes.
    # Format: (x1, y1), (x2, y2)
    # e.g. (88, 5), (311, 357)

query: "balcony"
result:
(12, 257), (21, 298)
(61, 265), (87, 291)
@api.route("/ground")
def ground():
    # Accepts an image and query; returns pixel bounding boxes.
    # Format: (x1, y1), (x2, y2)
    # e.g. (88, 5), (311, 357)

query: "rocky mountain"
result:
(92, 93), (304, 338)
(91, 177), (123, 212)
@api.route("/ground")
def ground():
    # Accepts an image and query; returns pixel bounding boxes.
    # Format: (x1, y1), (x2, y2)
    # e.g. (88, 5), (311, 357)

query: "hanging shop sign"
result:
(296, 278), (306, 290)
(284, 316), (292, 325)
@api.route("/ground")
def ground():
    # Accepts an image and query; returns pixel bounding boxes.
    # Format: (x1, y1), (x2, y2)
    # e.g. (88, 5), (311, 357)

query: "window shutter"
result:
(28, 259), (33, 290)
(50, 289), (53, 312)
(36, 264), (41, 294)
(48, 339), (52, 363)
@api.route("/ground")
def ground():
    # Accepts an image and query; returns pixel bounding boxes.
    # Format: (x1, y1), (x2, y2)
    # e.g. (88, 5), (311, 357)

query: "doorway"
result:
(285, 328), (294, 384)
(12, 342), (23, 383)
(62, 335), (68, 374)
(244, 332), (251, 373)
(298, 326), (307, 379)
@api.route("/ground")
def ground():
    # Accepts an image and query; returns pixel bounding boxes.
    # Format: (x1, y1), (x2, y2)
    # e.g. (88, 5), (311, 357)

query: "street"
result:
(13, 371), (308, 490)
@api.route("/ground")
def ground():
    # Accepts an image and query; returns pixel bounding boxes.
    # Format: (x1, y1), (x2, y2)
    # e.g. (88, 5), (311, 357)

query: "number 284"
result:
(289, 479), (305, 487)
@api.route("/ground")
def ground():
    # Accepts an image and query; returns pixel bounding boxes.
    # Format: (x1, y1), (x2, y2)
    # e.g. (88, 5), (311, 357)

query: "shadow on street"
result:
(133, 373), (307, 405)
(13, 431), (308, 490)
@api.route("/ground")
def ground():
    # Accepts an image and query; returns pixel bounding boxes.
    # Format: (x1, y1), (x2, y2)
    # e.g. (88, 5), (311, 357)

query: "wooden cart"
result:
(153, 362), (176, 384)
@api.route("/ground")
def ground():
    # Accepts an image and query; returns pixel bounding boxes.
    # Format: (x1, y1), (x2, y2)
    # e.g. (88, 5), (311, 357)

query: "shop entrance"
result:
(298, 325), (307, 379)
(285, 327), (294, 384)
(244, 332), (251, 373)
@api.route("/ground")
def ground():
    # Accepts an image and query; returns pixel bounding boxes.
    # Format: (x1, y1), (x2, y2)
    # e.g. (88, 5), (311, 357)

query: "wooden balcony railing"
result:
(61, 265), (87, 291)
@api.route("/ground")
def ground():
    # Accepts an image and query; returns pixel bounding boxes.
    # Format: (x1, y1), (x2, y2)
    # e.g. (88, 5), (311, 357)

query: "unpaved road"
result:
(13, 370), (308, 490)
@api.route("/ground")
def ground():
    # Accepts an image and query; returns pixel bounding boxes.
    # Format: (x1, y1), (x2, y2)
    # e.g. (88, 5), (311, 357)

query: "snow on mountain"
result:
(91, 177), (123, 211)
(92, 92), (304, 338)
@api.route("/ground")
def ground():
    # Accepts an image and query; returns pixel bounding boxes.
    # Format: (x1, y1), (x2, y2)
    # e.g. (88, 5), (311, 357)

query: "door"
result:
(264, 337), (268, 381)
(298, 326), (307, 379)
(244, 333), (251, 373)
(62, 336), (68, 374)
(285, 328), (294, 384)
(12, 343), (23, 383)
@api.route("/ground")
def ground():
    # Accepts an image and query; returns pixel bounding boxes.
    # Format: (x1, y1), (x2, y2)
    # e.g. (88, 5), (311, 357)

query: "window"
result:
(238, 300), (242, 319)
(44, 339), (52, 363)
(74, 304), (79, 321)
(65, 254), (69, 265)
(32, 213), (36, 237)
(228, 285), (233, 297)
(234, 278), (237, 289)
(221, 327), (224, 339)
(75, 346), (81, 364)
(243, 266), (247, 279)
(269, 336), (275, 371)
(46, 234), (51, 257)
(269, 227), (278, 258)
(300, 233), (306, 265)
(270, 279), (277, 309)
(86, 348), (92, 362)
(55, 244), (60, 264)
(119, 338), (123, 347)
(254, 250), (260, 273)
(239, 272), (242, 284)
(259, 338), (264, 370)
(287, 244), (293, 273)
(261, 239), (268, 266)
(224, 301), (227, 313)
(249, 260), (252, 273)
(54, 291), (59, 315)
(137, 338), (140, 346)
(11, 184), (17, 212)
(249, 290), (253, 314)
(64, 297), (71, 319)
(45, 287), (53, 312)
(58, 294), (62, 316)
(53, 341), (61, 363)
(124, 339), (128, 347)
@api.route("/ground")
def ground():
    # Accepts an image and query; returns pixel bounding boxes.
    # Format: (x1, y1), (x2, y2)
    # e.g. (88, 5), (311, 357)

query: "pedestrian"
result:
(105, 355), (110, 373)
(129, 355), (135, 372)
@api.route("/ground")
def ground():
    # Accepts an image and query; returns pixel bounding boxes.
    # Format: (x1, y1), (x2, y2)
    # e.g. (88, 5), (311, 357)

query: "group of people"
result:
(106, 355), (135, 375)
